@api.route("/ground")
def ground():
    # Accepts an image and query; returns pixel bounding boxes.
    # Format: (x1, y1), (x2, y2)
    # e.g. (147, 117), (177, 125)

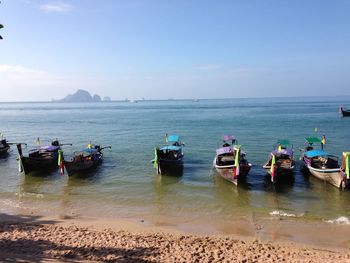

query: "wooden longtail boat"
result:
(59, 145), (111, 176)
(302, 149), (347, 189)
(0, 139), (10, 157)
(340, 106), (350, 117)
(263, 139), (295, 183)
(153, 134), (184, 175)
(17, 140), (71, 175)
(213, 135), (252, 185)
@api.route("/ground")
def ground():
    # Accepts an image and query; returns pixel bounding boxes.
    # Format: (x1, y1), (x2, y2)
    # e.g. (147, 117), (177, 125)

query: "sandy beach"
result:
(1, 213), (349, 262)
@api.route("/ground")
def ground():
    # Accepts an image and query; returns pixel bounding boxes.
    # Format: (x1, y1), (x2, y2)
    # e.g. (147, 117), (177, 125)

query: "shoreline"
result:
(1, 212), (349, 262)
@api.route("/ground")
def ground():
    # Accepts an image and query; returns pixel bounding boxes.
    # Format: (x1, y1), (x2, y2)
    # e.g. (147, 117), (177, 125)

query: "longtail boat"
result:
(339, 106), (350, 117)
(17, 139), (71, 175)
(0, 139), (10, 157)
(302, 149), (346, 189)
(153, 134), (184, 175)
(213, 135), (252, 185)
(59, 144), (111, 176)
(263, 139), (295, 183)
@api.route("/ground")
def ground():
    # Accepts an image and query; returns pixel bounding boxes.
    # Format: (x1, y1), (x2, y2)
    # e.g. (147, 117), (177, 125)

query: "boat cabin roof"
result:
(73, 148), (98, 156)
(222, 135), (235, 141)
(216, 145), (240, 155)
(277, 139), (291, 146)
(40, 145), (60, 152)
(271, 148), (293, 156)
(305, 137), (321, 144)
(304, 150), (329, 158)
(160, 145), (181, 151)
(167, 135), (180, 143)
(82, 148), (98, 154)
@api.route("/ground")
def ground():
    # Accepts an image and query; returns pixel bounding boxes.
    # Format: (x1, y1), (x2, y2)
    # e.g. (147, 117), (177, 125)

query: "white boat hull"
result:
(307, 165), (345, 189)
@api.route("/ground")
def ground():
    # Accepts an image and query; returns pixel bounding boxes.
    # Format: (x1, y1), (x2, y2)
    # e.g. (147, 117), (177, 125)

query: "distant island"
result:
(52, 89), (111, 103)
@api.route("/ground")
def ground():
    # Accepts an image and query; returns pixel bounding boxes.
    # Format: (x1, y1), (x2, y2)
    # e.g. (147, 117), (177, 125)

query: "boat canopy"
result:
(304, 150), (329, 158)
(40, 145), (60, 152)
(216, 146), (233, 155)
(167, 135), (180, 143)
(160, 145), (181, 151)
(216, 145), (240, 155)
(82, 148), (98, 154)
(305, 137), (321, 144)
(271, 148), (293, 156)
(277, 139), (291, 146)
(222, 135), (235, 141)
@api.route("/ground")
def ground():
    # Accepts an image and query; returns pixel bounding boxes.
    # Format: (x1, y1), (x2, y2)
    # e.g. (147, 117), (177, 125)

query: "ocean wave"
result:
(326, 216), (350, 225)
(270, 210), (304, 218)
(15, 192), (44, 199)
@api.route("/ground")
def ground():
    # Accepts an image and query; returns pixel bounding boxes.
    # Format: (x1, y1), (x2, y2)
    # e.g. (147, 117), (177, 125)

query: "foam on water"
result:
(326, 216), (350, 225)
(270, 210), (304, 218)
(1, 98), (350, 224)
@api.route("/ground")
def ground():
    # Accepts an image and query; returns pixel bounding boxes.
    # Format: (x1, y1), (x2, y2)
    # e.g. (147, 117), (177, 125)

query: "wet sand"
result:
(1, 213), (350, 262)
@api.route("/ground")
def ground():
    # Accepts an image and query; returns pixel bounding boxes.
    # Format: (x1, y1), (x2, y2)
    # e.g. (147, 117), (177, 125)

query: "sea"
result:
(1, 97), (350, 232)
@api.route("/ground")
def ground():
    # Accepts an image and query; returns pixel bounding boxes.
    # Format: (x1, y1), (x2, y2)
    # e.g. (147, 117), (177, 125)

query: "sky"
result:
(0, 0), (350, 101)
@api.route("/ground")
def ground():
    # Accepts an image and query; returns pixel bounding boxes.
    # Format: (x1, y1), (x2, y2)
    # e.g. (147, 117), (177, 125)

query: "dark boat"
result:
(60, 144), (111, 176)
(0, 138), (10, 157)
(213, 135), (252, 185)
(153, 134), (184, 175)
(263, 139), (295, 183)
(17, 140), (70, 175)
(340, 106), (350, 117)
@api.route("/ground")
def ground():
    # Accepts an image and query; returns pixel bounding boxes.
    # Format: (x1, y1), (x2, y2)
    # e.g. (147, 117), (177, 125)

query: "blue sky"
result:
(0, 0), (349, 101)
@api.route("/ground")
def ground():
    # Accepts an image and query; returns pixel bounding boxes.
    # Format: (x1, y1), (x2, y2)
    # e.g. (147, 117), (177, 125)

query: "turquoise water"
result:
(1, 97), (350, 227)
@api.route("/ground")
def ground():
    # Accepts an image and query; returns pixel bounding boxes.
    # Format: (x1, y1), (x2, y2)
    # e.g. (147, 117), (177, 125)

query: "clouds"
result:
(0, 64), (97, 102)
(39, 1), (72, 13)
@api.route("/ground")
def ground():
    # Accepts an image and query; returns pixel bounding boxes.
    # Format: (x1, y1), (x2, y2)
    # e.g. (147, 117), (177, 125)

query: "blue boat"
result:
(153, 134), (184, 175)
(60, 144), (111, 176)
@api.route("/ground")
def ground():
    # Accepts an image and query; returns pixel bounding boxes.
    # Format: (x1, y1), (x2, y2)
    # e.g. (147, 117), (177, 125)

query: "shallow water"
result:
(1, 97), (350, 229)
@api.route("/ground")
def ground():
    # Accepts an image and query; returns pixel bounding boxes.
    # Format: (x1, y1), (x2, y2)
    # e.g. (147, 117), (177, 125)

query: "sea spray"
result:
(270, 210), (304, 218)
(326, 216), (350, 225)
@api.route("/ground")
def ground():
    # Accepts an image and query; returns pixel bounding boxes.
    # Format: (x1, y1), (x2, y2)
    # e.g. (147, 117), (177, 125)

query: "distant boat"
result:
(192, 99), (199, 102)
(263, 139), (295, 183)
(302, 149), (347, 189)
(153, 134), (184, 175)
(0, 138), (10, 157)
(213, 135), (252, 185)
(340, 106), (350, 117)
(17, 140), (71, 175)
(60, 144), (111, 176)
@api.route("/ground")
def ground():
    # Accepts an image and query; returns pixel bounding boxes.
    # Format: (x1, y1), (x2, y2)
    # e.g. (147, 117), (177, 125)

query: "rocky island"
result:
(53, 89), (110, 103)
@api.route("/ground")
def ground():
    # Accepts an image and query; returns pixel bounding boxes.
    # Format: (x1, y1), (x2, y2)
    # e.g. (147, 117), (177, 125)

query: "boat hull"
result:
(0, 146), (10, 157)
(64, 158), (102, 176)
(263, 165), (295, 176)
(307, 165), (346, 189)
(214, 157), (251, 185)
(20, 156), (58, 175)
(341, 108), (350, 117)
(157, 157), (184, 175)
